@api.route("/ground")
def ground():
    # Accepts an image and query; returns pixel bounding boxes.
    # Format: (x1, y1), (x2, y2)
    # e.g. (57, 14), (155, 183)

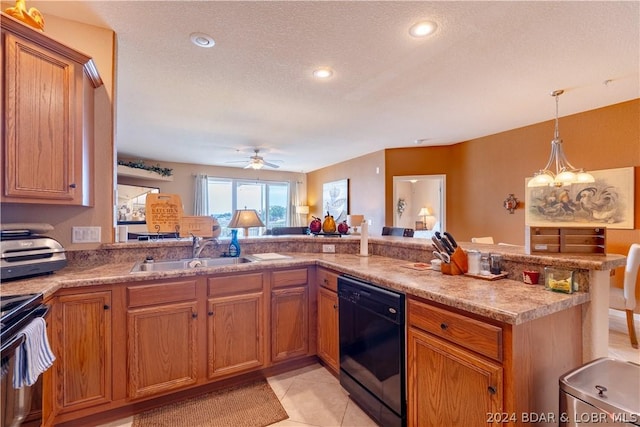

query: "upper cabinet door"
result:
(1, 14), (102, 206)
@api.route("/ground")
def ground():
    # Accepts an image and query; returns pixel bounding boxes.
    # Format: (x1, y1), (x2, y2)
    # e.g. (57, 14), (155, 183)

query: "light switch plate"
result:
(72, 226), (101, 243)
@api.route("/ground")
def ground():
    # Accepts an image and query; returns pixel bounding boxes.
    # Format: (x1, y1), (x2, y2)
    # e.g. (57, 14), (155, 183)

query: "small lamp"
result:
(228, 208), (265, 238)
(418, 207), (436, 230)
(347, 214), (364, 235)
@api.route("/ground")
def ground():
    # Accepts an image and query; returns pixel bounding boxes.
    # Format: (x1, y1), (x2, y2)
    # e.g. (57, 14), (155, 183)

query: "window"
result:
(207, 178), (290, 236)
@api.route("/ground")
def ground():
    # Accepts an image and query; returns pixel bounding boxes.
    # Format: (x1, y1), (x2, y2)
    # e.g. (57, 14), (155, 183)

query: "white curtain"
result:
(290, 178), (303, 226)
(193, 174), (209, 215)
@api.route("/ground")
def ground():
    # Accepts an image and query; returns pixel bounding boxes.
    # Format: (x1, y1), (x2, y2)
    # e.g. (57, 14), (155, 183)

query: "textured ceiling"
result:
(24, 1), (640, 172)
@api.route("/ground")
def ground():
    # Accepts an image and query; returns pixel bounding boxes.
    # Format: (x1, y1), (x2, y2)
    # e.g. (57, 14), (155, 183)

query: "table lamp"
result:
(228, 208), (265, 237)
(418, 207), (435, 230)
(347, 214), (364, 235)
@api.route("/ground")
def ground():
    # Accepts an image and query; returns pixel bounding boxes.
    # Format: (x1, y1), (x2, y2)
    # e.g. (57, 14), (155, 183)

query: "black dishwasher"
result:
(338, 275), (406, 427)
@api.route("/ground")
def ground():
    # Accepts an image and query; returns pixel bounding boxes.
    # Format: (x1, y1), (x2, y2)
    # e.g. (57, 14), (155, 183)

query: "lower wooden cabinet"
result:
(53, 291), (112, 413)
(207, 272), (266, 379)
(127, 302), (199, 398)
(316, 268), (339, 372)
(407, 297), (504, 426)
(48, 266), (321, 425)
(407, 326), (503, 427)
(126, 279), (199, 399)
(271, 268), (310, 363)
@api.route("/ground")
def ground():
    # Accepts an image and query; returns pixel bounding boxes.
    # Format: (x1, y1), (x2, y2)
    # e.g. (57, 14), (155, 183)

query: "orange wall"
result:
(308, 151), (386, 233)
(310, 99), (639, 293)
(384, 100), (639, 249)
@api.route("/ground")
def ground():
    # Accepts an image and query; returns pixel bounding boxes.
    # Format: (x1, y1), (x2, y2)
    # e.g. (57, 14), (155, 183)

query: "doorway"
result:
(392, 175), (445, 238)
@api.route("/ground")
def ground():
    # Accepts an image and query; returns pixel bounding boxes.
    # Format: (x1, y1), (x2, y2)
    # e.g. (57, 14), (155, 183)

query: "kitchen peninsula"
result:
(2, 236), (625, 426)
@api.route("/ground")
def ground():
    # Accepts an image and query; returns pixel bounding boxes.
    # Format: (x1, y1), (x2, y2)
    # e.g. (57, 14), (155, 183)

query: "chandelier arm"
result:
(540, 140), (557, 173)
(555, 139), (579, 172)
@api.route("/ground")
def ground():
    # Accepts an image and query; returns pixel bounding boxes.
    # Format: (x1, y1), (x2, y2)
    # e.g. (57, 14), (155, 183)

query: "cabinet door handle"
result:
(323, 279), (329, 285)
(208, 311), (214, 316)
(192, 313), (198, 319)
(69, 183), (77, 188)
(103, 305), (110, 310)
(487, 386), (497, 395)
(333, 304), (338, 309)
(440, 323), (448, 330)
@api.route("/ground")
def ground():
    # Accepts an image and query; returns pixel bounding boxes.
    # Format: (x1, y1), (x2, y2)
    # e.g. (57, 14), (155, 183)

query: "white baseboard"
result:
(609, 308), (640, 321)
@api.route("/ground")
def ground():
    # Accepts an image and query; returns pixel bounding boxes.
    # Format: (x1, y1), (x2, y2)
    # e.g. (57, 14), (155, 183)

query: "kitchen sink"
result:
(130, 257), (254, 273)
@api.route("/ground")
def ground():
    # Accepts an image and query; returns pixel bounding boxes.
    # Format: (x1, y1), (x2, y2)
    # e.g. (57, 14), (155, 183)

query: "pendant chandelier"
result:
(527, 90), (595, 188)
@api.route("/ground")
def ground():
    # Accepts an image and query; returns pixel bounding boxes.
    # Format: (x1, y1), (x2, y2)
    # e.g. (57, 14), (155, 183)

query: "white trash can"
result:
(559, 357), (639, 426)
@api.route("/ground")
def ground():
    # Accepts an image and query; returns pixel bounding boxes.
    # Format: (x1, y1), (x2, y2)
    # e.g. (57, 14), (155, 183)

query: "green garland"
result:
(118, 160), (173, 177)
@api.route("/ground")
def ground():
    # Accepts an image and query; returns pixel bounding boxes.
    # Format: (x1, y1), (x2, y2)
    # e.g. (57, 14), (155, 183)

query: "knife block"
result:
(441, 247), (469, 275)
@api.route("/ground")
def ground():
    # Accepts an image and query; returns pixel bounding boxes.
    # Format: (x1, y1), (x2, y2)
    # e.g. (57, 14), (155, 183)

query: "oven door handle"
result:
(0, 304), (49, 358)
(0, 334), (25, 359)
(33, 304), (50, 318)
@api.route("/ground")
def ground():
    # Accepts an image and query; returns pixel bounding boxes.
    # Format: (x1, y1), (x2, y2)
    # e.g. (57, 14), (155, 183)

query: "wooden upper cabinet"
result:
(1, 13), (103, 205)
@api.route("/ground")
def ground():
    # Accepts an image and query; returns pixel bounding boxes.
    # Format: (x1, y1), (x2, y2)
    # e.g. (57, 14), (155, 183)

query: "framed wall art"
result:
(322, 179), (349, 223)
(525, 167), (634, 229)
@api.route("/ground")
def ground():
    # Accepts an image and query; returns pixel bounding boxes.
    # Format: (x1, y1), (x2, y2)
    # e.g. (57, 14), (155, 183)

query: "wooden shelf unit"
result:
(527, 226), (606, 255)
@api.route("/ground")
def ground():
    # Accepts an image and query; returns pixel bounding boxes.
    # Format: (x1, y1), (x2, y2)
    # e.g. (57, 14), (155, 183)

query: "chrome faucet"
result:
(191, 234), (219, 258)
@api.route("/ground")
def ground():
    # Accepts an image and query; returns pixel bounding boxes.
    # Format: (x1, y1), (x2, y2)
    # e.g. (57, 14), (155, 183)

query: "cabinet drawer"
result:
(408, 298), (502, 362)
(208, 273), (264, 297)
(317, 268), (339, 292)
(272, 268), (308, 288)
(128, 280), (197, 308)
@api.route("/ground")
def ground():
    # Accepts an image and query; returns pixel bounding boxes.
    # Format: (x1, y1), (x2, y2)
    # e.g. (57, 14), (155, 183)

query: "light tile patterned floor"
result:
(98, 310), (639, 427)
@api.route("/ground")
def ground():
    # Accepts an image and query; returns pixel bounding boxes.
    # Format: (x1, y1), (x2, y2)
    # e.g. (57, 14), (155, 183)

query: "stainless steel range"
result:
(1, 293), (49, 427)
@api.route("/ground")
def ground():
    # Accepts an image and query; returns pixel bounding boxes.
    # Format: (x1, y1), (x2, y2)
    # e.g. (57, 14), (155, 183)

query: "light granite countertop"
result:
(1, 252), (590, 325)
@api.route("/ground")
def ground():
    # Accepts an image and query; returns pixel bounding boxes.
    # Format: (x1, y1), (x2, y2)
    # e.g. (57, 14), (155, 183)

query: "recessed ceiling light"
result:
(313, 67), (334, 79)
(190, 32), (215, 48)
(415, 138), (429, 144)
(409, 21), (437, 38)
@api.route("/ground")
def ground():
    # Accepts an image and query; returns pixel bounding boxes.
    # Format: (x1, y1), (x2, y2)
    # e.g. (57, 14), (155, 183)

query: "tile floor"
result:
(98, 310), (639, 427)
(607, 309), (639, 363)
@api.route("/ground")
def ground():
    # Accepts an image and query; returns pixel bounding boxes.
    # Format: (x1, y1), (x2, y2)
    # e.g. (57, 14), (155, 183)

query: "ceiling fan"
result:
(237, 149), (281, 170)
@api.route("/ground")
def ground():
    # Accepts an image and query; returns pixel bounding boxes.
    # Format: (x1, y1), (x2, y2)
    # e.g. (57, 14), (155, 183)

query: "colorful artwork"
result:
(525, 167), (634, 229)
(322, 179), (349, 224)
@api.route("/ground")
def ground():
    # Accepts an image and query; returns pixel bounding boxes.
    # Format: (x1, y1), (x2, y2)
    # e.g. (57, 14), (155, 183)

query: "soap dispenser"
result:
(228, 229), (241, 257)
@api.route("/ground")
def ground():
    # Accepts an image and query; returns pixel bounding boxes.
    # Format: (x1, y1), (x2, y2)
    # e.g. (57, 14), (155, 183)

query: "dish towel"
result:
(12, 317), (55, 388)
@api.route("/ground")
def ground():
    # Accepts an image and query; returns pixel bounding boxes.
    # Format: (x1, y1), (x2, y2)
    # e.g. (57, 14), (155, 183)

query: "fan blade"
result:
(263, 161), (280, 169)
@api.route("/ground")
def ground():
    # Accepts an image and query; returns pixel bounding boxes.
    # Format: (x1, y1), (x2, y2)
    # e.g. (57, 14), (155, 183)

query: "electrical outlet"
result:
(322, 244), (336, 253)
(72, 226), (101, 243)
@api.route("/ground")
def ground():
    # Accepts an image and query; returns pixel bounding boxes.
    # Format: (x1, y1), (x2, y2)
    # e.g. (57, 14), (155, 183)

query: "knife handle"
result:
(441, 237), (455, 254)
(444, 232), (458, 248)
(432, 236), (446, 253)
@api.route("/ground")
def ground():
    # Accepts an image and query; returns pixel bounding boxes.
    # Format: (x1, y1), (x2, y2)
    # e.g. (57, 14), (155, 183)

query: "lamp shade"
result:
(228, 208), (265, 237)
(418, 207), (432, 217)
(347, 215), (364, 226)
(296, 205), (310, 215)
